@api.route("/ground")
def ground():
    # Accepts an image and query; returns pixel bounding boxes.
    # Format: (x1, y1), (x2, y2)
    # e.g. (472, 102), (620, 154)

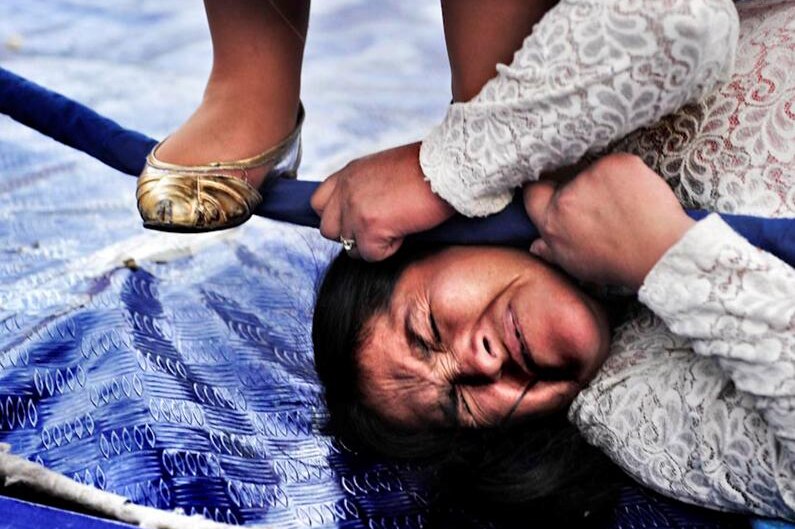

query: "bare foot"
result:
(155, 87), (300, 188)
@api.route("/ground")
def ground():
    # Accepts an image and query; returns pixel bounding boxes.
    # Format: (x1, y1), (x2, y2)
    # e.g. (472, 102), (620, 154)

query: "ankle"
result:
(205, 76), (299, 116)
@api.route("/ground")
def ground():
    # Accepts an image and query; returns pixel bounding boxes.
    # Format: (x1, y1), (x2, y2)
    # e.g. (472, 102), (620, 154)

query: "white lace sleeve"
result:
(639, 214), (795, 406)
(419, 0), (740, 217)
(570, 214), (795, 519)
(639, 214), (795, 514)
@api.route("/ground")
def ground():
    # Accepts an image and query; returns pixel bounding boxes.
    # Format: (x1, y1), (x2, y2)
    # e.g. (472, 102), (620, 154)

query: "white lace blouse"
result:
(571, 0), (795, 518)
(419, 0), (795, 520)
(570, 215), (795, 519)
(419, 0), (740, 217)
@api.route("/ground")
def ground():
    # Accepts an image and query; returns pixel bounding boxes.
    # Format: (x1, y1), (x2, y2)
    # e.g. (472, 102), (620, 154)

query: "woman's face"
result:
(356, 246), (611, 429)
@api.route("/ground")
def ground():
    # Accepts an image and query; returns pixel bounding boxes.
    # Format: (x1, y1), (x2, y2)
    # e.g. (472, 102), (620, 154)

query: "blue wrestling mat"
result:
(0, 2), (791, 528)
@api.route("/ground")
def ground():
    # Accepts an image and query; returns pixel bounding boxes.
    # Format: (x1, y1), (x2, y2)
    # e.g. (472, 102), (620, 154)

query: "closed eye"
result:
(429, 310), (442, 347)
(457, 387), (481, 427)
(406, 303), (435, 359)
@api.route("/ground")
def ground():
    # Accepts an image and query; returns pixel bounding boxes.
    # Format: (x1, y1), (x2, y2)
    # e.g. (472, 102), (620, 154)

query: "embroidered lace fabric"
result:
(422, 0), (795, 518)
(419, 0), (741, 217)
(570, 215), (795, 520)
(611, 1), (795, 217)
(567, 1), (795, 520)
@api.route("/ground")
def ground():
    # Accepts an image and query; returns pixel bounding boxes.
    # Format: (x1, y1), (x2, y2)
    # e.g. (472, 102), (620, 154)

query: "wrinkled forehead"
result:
(356, 305), (451, 429)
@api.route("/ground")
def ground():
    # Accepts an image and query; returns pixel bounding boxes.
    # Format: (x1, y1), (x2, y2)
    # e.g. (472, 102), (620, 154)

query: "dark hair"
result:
(312, 245), (625, 525)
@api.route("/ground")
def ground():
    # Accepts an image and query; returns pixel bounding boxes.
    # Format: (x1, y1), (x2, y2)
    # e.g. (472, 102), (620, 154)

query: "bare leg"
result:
(441, 1), (585, 181)
(156, 0), (309, 168)
(441, 0), (557, 102)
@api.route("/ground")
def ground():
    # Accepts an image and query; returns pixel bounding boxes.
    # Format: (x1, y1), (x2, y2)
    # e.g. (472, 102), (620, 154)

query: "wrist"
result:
(419, 167), (456, 226)
(629, 213), (696, 290)
(401, 142), (456, 234)
(410, 141), (455, 217)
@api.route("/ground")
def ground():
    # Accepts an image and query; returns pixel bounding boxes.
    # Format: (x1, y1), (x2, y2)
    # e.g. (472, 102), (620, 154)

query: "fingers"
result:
(335, 234), (402, 262)
(313, 156), (414, 262)
(318, 190), (342, 241)
(524, 181), (559, 266)
(310, 172), (339, 215)
(529, 238), (555, 263)
(316, 187), (403, 261)
(343, 241), (361, 260)
(336, 231), (403, 262)
(522, 179), (558, 228)
(357, 236), (402, 263)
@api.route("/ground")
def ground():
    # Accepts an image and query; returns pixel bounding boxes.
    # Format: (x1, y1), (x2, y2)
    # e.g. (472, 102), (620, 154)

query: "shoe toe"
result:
(137, 172), (260, 232)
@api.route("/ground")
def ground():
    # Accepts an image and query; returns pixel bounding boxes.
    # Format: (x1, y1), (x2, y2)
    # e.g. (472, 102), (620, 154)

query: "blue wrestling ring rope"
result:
(1, 65), (794, 265)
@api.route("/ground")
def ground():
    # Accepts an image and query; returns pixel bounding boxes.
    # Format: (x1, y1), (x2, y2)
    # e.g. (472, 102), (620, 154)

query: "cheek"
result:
(510, 381), (580, 422)
(544, 296), (610, 380)
(465, 379), (580, 426)
(432, 274), (498, 322)
(463, 380), (529, 426)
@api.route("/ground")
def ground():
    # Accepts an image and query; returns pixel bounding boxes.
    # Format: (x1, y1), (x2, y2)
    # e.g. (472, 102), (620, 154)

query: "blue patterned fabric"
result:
(0, 2), (786, 528)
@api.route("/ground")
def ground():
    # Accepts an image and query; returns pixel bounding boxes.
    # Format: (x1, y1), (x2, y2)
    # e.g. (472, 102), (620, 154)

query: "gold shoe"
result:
(136, 105), (304, 232)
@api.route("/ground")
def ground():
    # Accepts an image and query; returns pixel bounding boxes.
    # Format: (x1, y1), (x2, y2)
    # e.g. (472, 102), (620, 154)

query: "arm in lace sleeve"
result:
(638, 213), (795, 515)
(420, 0), (740, 217)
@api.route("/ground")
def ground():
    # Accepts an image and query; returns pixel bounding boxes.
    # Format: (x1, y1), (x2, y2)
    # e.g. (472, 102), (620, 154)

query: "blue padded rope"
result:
(1, 66), (794, 264)
(0, 68), (156, 176)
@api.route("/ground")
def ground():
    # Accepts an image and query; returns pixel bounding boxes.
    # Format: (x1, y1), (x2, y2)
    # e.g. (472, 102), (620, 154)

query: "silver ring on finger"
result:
(339, 235), (357, 254)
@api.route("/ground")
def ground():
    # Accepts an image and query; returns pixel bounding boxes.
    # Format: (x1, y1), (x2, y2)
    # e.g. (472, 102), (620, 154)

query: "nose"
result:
(456, 330), (503, 381)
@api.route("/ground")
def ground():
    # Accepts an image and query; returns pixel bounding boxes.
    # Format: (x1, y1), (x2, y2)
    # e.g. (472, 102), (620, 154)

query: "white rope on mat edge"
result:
(0, 443), (266, 529)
